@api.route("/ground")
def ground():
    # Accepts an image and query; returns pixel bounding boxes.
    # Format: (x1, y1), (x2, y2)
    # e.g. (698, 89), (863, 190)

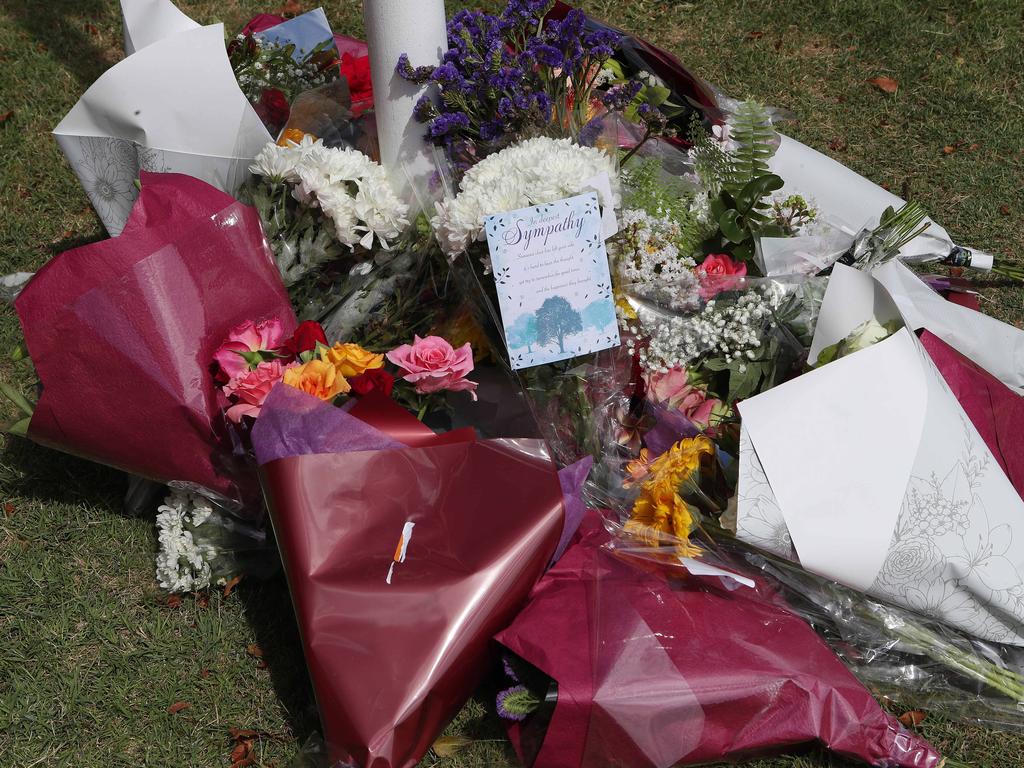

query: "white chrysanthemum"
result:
(433, 137), (619, 257)
(267, 141), (410, 252)
(155, 491), (217, 594)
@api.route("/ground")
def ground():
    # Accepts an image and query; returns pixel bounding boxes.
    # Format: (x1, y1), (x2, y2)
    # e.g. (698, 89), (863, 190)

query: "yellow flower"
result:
(614, 291), (637, 321)
(623, 448), (652, 489)
(319, 342), (384, 379)
(277, 128), (316, 147)
(283, 359), (351, 401)
(625, 436), (714, 557)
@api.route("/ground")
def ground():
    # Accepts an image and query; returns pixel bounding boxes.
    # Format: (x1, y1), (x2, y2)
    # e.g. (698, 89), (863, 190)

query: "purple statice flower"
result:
(496, 685), (539, 722)
(428, 111), (470, 138)
(584, 28), (621, 60)
(601, 79), (643, 111)
(578, 115), (605, 147)
(395, 53), (434, 84)
(502, 655), (520, 683)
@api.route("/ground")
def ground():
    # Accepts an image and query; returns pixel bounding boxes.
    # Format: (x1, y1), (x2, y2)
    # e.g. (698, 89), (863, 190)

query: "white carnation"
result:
(433, 137), (619, 257)
(155, 491), (217, 594)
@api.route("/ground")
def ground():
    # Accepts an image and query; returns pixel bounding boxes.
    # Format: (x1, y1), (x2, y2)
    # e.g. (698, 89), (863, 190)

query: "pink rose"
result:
(646, 367), (721, 430)
(213, 317), (287, 383)
(223, 360), (293, 422)
(695, 253), (747, 299)
(386, 335), (478, 400)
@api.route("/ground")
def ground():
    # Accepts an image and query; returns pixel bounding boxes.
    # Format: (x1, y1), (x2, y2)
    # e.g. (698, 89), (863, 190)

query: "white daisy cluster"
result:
(433, 137), (619, 256)
(155, 491), (217, 594)
(630, 286), (783, 374)
(614, 208), (697, 285)
(250, 137), (410, 250)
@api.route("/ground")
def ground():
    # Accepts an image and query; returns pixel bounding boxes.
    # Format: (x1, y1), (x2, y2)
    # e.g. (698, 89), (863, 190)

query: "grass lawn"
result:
(1, 0), (1022, 766)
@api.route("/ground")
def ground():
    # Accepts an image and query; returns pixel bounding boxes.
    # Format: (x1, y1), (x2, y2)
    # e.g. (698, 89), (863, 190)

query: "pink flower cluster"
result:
(645, 367), (721, 430)
(386, 336), (478, 400)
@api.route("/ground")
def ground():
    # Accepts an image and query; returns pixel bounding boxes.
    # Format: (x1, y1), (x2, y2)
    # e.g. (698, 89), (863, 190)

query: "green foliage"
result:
(622, 158), (711, 257)
(726, 101), (778, 192)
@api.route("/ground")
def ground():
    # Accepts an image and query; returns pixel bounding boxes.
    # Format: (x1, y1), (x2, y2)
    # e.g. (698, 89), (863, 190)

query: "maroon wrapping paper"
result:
(16, 172), (295, 509)
(497, 516), (943, 768)
(256, 392), (564, 768)
(922, 330), (1024, 497)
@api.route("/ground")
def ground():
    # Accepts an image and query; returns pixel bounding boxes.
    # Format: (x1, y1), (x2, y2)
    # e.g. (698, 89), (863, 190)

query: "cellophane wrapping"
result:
(15, 171), (296, 515)
(496, 513), (944, 768)
(251, 384), (568, 768)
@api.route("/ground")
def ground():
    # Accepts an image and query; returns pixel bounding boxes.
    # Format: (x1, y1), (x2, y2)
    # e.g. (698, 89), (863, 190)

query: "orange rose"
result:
(319, 342), (384, 379)
(282, 359), (351, 401)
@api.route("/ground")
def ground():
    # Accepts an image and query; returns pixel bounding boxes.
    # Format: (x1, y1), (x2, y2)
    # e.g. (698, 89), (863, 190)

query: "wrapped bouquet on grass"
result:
(14, 172), (296, 515)
(250, 383), (583, 768)
(495, 513), (947, 768)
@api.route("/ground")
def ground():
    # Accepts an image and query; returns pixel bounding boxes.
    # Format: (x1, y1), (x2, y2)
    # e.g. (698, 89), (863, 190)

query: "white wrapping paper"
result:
(54, 23), (272, 236)
(121, 0), (198, 55)
(737, 267), (1024, 644)
(363, 0), (448, 203)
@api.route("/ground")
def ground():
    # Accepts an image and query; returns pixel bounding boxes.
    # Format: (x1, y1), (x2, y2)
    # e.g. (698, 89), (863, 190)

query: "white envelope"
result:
(737, 327), (1024, 644)
(54, 23), (272, 236)
(121, 0), (199, 54)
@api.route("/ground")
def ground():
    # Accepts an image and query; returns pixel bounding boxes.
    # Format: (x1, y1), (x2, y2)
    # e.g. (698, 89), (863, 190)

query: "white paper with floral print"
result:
(737, 328), (1024, 644)
(54, 23), (271, 236)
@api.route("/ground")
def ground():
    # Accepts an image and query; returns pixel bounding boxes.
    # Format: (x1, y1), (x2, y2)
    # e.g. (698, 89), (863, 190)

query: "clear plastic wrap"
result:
(495, 513), (946, 767)
(730, 542), (1024, 732)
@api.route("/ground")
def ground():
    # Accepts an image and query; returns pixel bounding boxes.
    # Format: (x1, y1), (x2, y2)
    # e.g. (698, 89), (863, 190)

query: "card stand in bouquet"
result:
(251, 385), (568, 768)
(15, 172), (296, 518)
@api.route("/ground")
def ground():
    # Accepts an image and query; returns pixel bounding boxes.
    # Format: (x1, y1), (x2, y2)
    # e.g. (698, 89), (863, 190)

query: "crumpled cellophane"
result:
(16, 171), (296, 515)
(251, 384), (568, 768)
(496, 513), (945, 768)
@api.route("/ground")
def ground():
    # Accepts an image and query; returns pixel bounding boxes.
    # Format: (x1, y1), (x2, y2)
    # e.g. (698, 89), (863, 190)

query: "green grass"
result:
(0, 0), (1022, 766)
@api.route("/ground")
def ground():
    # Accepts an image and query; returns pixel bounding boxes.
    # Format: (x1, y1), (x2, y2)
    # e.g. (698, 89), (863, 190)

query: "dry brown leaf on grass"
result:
(943, 145), (957, 154)
(223, 574), (242, 597)
(898, 710), (927, 727)
(166, 594), (183, 609)
(1000, 205), (1011, 216)
(277, 0), (303, 16)
(828, 137), (847, 151)
(167, 701), (192, 715)
(868, 76), (899, 94)
(745, 30), (764, 40)
(0, 111), (11, 124)
(246, 643), (270, 669)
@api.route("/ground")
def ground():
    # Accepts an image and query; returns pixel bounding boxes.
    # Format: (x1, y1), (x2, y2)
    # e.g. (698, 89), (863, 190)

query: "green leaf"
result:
(0, 380), (34, 417)
(7, 416), (30, 437)
(719, 209), (747, 243)
(643, 84), (671, 106)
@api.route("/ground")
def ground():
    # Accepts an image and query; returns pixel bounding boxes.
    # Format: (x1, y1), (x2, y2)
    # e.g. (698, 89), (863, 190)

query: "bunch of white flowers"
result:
(630, 285), (783, 374)
(614, 208), (697, 285)
(250, 137), (410, 250)
(433, 137), (619, 256)
(155, 491), (217, 594)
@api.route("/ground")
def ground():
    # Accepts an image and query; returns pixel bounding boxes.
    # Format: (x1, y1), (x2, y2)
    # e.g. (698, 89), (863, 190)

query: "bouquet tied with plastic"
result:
(495, 513), (945, 767)
(250, 383), (576, 767)
(15, 172), (296, 514)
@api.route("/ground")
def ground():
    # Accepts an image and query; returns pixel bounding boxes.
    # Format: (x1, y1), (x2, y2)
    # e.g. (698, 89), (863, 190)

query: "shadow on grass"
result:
(5, 0), (120, 87)
(239, 570), (323, 747)
(0, 434), (126, 508)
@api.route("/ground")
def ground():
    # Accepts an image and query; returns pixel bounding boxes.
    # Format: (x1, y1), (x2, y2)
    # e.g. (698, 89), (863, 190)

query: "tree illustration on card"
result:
(535, 295), (583, 354)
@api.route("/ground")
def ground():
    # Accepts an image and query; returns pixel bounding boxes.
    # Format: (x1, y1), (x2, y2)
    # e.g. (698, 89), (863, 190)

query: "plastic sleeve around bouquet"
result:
(731, 542), (1024, 734)
(15, 172), (296, 514)
(496, 514), (944, 768)
(250, 385), (566, 768)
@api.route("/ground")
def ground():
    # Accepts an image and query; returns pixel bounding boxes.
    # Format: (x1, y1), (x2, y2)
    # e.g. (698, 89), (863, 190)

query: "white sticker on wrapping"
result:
(386, 521), (416, 585)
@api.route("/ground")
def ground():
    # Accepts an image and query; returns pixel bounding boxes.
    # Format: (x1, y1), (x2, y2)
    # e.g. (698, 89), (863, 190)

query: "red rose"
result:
(254, 87), (290, 133)
(281, 321), (328, 358)
(349, 368), (395, 397)
(339, 53), (373, 111)
(695, 253), (747, 299)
